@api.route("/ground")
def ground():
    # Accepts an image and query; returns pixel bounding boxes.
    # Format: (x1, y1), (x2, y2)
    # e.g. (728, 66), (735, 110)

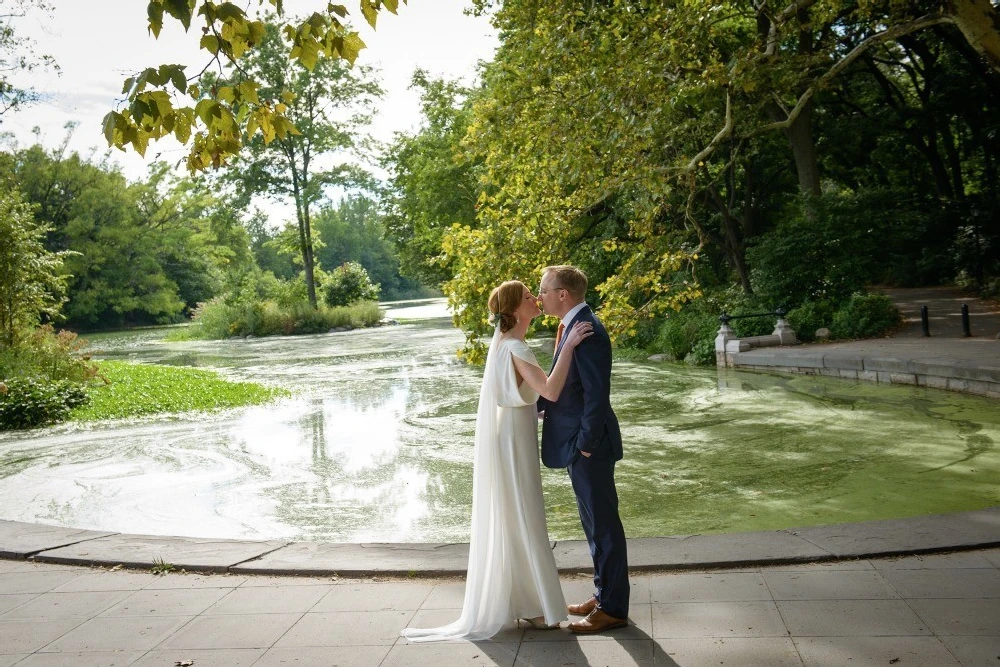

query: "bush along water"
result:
(0, 326), (99, 431)
(0, 377), (89, 430)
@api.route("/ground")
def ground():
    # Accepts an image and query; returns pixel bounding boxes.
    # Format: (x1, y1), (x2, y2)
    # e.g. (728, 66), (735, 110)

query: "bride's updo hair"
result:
(488, 280), (524, 333)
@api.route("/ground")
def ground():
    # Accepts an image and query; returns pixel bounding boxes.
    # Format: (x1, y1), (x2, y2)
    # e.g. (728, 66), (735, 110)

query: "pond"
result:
(1, 299), (997, 543)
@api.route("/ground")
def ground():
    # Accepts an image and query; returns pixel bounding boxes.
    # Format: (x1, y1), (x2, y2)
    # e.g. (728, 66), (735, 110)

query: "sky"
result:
(1, 1), (497, 222)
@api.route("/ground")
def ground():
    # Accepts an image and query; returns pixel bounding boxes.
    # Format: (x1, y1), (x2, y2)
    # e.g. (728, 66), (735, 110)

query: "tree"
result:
(0, 0), (58, 116)
(216, 21), (382, 309)
(380, 71), (480, 285)
(104, 1), (403, 170)
(0, 189), (71, 347)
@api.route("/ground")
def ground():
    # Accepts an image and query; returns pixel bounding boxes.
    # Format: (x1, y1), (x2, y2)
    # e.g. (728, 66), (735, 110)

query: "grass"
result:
(168, 299), (384, 340)
(71, 360), (290, 422)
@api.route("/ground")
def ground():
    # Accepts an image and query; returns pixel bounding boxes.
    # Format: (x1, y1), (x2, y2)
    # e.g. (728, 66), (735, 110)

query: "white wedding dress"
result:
(402, 329), (567, 642)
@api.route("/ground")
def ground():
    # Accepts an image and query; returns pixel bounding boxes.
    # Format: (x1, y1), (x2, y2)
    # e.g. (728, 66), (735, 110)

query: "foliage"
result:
(829, 294), (903, 340)
(184, 296), (382, 339)
(379, 71), (480, 285)
(0, 0), (59, 115)
(313, 195), (428, 300)
(70, 360), (289, 422)
(7, 142), (255, 330)
(787, 300), (836, 343)
(321, 261), (380, 307)
(0, 325), (99, 384)
(105, 1), (403, 170)
(0, 188), (73, 347)
(655, 307), (719, 363)
(215, 20), (383, 308)
(0, 377), (88, 431)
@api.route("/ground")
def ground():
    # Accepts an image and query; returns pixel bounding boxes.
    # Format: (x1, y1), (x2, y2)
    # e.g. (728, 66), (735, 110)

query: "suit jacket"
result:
(538, 305), (623, 468)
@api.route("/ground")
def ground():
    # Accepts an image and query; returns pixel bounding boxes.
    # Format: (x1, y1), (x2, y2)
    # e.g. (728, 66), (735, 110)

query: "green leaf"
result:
(200, 34), (220, 54)
(162, 0), (194, 31)
(147, 2), (164, 38)
(102, 111), (120, 145)
(340, 32), (365, 66)
(360, 0), (378, 29)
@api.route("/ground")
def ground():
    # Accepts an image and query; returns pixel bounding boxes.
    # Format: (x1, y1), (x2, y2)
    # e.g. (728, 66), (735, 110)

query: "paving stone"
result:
(871, 550), (997, 570)
(15, 651), (146, 666)
(649, 572), (769, 603)
(274, 610), (413, 647)
(822, 355), (865, 371)
(0, 618), (85, 653)
(52, 571), (161, 592)
(0, 656), (25, 666)
(880, 567), (1000, 598)
(381, 641), (519, 667)
(311, 581), (433, 612)
(0, 594), (35, 615)
(420, 581), (466, 609)
(982, 548), (1000, 569)
(788, 508), (1000, 558)
(144, 573), (247, 590)
(0, 570), (82, 595)
(777, 600), (931, 637)
(623, 532), (830, 570)
(651, 601), (788, 639)
(156, 613), (301, 650)
(907, 598), (1000, 635)
(515, 638), (654, 666)
(232, 541), (468, 576)
(32, 534), (289, 573)
(560, 573), (651, 606)
(656, 637), (802, 667)
(131, 648), (265, 666)
(254, 645), (392, 667)
(761, 559), (874, 572)
(1, 590), (131, 620)
(0, 520), (116, 559)
(42, 615), (192, 652)
(865, 357), (911, 373)
(238, 574), (338, 587)
(762, 570), (899, 600)
(937, 635), (1000, 665)
(204, 584), (331, 614)
(99, 587), (231, 617)
(793, 636), (959, 667)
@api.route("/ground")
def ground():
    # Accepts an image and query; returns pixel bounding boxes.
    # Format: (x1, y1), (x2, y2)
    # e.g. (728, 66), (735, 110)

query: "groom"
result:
(537, 265), (629, 634)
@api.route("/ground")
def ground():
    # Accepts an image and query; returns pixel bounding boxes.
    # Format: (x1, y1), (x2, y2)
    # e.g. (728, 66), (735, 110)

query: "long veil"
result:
(402, 325), (511, 642)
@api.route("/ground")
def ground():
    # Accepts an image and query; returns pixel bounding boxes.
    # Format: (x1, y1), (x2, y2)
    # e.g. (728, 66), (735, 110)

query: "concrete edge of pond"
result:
(1, 507), (998, 577)
(725, 337), (1000, 400)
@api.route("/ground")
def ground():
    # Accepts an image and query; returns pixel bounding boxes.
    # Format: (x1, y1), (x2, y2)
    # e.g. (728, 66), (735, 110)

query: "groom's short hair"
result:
(543, 265), (587, 301)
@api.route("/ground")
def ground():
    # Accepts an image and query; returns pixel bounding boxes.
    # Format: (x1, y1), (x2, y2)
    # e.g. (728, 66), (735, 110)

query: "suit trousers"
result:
(567, 456), (629, 619)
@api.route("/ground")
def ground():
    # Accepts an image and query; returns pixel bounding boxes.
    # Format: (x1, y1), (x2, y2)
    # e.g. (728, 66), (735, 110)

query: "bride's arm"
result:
(512, 321), (593, 402)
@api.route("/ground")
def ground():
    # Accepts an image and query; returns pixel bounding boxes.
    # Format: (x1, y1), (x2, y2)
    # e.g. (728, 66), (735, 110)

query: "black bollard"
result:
(921, 305), (930, 337)
(962, 304), (971, 337)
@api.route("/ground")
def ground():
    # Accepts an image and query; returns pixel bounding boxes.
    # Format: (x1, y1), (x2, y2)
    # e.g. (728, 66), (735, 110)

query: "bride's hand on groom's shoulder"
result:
(564, 321), (594, 349)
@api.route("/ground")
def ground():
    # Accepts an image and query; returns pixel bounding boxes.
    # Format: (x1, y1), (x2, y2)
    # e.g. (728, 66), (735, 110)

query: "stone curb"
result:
(1, 507), (997, 577)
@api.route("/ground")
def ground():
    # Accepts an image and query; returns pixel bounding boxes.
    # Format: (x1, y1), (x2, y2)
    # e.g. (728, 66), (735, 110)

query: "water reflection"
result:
(1, 299), (998, 542)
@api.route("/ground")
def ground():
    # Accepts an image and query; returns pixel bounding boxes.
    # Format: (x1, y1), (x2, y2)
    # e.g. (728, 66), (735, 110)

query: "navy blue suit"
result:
(538, 305), (629, 619)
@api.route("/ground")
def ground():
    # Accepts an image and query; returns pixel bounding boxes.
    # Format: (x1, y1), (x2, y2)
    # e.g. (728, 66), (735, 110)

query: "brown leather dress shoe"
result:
(568, 609), (628, 634)
(566, 596), (598, 616)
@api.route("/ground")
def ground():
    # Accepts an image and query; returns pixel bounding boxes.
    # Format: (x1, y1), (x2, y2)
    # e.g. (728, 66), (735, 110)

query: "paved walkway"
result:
(728, 286), (1000, 398)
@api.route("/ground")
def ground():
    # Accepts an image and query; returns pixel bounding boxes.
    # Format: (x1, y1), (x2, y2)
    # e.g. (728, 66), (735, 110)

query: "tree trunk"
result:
(946, 0), (1000, 73)
(782, 101), (822, 196)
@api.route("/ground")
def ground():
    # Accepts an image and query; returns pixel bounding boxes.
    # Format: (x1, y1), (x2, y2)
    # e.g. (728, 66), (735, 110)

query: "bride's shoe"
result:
(518, 616), (559, 630)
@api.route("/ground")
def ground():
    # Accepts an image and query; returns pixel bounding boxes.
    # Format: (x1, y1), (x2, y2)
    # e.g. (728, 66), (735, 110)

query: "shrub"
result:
(322, 262), (380, 307)
(185, 298), (383, 339)
(787, 300), (835, 342)
(829, 293), (902, 340)
(656, 309), (718, 361)
(0, 377), (89, 430)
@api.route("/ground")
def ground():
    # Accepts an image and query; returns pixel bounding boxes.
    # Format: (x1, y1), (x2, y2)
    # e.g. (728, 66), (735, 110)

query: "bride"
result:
(402, 280), (593, 641)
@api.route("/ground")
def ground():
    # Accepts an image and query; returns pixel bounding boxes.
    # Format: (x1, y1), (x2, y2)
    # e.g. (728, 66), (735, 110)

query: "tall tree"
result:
(0, 188), (71, 347)
(380, 71), (480, 285)
(216, 21), (382, 308)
